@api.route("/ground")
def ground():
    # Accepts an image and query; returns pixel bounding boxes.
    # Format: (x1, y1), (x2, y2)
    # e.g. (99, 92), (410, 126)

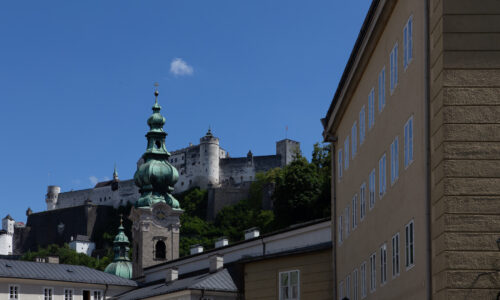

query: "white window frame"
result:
(279, 270), (300, 300)
(353, 268), (359, 300)
(359, 106), (366, 145)
(352, 194), (358, 230)
(93, 290), (103, 300)
(338, 149), (343, 180)
(352, 122), (357, 158)
(404, 116), (414, 168)
(378, 154), (387, 199)
(344, 137), (350, 170)
(339, 280), (344, 300)
(346, 274), (351, 299)
(369, 253), (376, 293)
(378, 67), (386, 112)
(43, 287), (53, 300)
(360, 184), (366, 220)
(390, 42), (398, 94)
(368, 88), (375, 130)
(392, 233), (400, 278)
(360, 261), (367, 299)
(338, 215), (343, 245)
(9, 285), (19, 299)
(406, 220), (415, 269)
(64, 288), (74, 300)
(404, 15), (413, 70)
(369, 169), (376, 210)
(380, 244), (387, 286)
(391, 136), (399, 185)
(345, 206), (350, 238)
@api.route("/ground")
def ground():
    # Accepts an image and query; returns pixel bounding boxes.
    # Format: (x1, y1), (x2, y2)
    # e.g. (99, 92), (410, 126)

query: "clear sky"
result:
(0, 0), (371, 222)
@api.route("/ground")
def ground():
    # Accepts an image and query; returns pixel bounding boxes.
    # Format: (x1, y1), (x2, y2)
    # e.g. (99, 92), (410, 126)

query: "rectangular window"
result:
(392, 233), (400, 277)
(44, 288), (53, 300)
(378, 154), (386, 198)
(94, 291), (103, 300)
(64, 289), (73, 300)
(406, 220), (415, 268)
(9, 285), (19, 299)
(338, 150), (343, 179)
(369, 253), (376, 293)
(361, 262), (367, 299)
(391, 136), (399, 185)
(390, 43), (398, 93)
(359, 106), (366, 145)
(404, 116), (414, 168)
(378, 67), (386, 112)
(404, 16), (413, 69)
(353, 269), (359, 300)
(279, 270), (300, 300)
(360, 184), (366, 220)
(344, 137), (350, 170)
(339, 280), (344, 300)
(352, 194), (358, 230)
(352, 122), (357, 158)
(345, 206), (350, 238)
(338, 215), (343, 245)
(368, 88), (375, 129)
(369, 169), (376, 210)
(346, 274), (351, 299)
(380, 244), (387, 285)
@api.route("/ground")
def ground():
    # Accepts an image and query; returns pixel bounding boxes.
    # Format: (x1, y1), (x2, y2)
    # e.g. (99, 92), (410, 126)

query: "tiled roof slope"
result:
(115, 268), (237, 300)
(0, 259), (137, 287)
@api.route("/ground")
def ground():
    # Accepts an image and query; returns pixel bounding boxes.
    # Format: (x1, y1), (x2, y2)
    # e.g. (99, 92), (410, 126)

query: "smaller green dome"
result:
(114, 225), (129, 243)
(104, 261), (133, 280)
(104, 217), (133, 279)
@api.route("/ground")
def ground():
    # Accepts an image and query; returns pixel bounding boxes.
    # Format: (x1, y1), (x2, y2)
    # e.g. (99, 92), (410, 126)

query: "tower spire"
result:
(103, 218), (133, 279)
(133, 86), (180, 209)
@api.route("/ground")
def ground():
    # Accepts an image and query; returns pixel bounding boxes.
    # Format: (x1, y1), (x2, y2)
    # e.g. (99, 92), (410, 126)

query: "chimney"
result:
(215, 237), (228, 248)
(209, 255), (223, 273)
(47, 256), (60, 264)
(165, 268), (178, 283)
(244, 227), (260, 240)
(190, 244), (204, 255)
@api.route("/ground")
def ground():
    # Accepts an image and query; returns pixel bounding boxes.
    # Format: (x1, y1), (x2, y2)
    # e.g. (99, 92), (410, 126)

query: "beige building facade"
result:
(244, 248), (333, 300)
(323, 0), (500, 299)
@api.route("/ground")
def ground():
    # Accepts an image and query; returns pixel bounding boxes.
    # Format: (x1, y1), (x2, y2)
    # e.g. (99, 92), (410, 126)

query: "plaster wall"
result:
(69, 240), (96, 256)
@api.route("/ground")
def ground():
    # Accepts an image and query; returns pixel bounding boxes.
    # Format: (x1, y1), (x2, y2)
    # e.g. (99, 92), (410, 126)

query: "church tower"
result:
(129, 87), (183, 279)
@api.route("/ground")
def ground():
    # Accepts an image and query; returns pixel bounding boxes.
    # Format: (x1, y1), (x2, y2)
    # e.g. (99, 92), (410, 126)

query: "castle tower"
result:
(199, 127), (220, 187)
(276, 139), (301, 167)
(104, 217), (133, 279)
(45, 185), (61, 211)
(130, 88), (183, 279)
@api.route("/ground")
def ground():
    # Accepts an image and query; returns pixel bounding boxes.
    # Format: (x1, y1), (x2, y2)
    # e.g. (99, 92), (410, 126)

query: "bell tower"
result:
(129, 86), (183, 279)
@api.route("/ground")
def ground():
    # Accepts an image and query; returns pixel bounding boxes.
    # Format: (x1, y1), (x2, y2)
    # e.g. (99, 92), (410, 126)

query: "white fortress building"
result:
(44, 129), (300, 216)
(0, 215), (15, 255)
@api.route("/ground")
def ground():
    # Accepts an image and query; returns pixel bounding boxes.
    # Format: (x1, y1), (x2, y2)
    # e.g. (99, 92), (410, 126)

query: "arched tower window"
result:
(155, 240), (166, 259)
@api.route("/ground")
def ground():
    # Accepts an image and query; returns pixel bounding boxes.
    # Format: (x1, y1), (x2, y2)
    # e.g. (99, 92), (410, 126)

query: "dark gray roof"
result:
(115, 269), (237, 300)
(0, 259), (137, 287)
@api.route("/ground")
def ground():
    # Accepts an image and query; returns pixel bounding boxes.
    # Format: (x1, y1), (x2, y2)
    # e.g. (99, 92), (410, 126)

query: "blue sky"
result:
(0, 0), (371, 221)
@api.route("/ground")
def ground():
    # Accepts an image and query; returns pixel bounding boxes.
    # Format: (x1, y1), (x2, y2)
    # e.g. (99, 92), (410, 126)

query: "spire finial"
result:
(119, 214), (123, 226)
(154, 82), (159, 103)
(113, 163), (118, 180)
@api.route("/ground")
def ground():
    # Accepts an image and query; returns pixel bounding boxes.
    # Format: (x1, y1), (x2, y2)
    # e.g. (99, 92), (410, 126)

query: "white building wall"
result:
(69, 241), (96, 256)
(0, 234), (13, 255)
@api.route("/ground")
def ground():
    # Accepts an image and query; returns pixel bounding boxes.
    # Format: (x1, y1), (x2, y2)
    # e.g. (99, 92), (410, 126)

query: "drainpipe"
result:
(424, 0), (432, 299)
(104, 283), (109, 299)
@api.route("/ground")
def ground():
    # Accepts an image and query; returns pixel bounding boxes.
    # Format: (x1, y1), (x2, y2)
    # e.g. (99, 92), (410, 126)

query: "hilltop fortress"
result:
(45, 129), (300, 218)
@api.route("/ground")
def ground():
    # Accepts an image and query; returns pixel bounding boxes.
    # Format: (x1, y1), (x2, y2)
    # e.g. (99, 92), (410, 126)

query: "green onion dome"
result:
(133, 88), (181, 210)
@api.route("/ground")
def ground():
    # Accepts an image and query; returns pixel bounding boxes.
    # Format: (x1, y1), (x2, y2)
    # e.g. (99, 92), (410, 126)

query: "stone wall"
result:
(430, 1), (500, 298)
